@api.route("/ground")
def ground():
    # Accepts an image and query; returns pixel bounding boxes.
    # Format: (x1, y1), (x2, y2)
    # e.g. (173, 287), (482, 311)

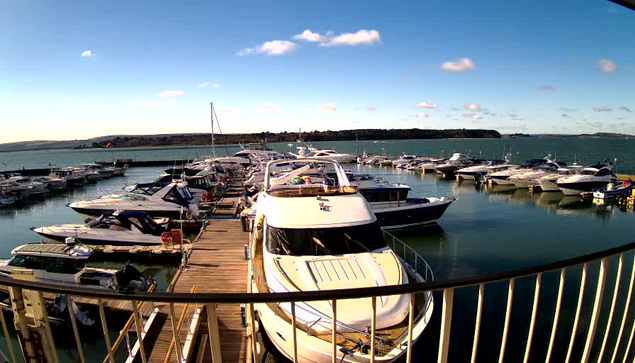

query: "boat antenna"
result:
(210, 102), (216, 159)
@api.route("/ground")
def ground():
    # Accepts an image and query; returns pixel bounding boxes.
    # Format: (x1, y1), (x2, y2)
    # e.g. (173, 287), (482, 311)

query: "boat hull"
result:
(557, 181), (612, 196)
(372, 197), (454, 230)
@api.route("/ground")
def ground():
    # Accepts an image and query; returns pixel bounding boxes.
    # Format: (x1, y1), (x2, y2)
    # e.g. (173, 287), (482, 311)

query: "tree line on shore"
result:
(87, 128), (501, 149)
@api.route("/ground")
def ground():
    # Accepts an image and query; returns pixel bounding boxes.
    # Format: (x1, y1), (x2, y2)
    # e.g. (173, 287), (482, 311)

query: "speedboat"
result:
(556, 164), (618, 196)
(82, 163), (115, 179)
(310, 148), (356, 163)
(537, 166), (583, 192)
(50, 167), (85, 187)
(507, 160), (565, 189)
(68, 181), (199, 219)
(0, 175), (46, 198)
(456, 159), (512, 181)
(251, 158), (434, 362)
(351, 174), (455, 229)
(33, 176), (67, 191)
(488, 158), (553, 186)
(0, 244), (153, 291)
(392, 154), (417, 168)
(434, 153), (471, 177)
(420, 158), (445, 172)
(32, 211), (171, 246)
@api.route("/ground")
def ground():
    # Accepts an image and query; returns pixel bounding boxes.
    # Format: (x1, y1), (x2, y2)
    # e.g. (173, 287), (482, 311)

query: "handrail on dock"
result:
(1, 239), (635, 362)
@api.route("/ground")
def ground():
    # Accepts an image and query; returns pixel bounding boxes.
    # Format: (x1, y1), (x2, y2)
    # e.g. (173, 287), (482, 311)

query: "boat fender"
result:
(161, 232), (173, 247)
(170, 229), (182, 244)
(254, 209), (264, 240)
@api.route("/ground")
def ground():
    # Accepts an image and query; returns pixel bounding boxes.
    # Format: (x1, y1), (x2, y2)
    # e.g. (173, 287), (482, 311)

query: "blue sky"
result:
(1, 0), (634, 143)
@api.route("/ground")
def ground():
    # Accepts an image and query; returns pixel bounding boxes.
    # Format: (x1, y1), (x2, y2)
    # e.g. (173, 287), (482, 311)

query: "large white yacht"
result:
(556, 164), (618, 196)
(507, 160), (565, 189)
(536, 164), (584, 192)
(251, 159), (434, 362)
(68, 181), (199, 219)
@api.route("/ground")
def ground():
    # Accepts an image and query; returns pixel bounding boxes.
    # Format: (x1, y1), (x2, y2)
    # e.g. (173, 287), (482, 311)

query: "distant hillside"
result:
(0, 128), (502, 152)
(505, 132), (633, 139)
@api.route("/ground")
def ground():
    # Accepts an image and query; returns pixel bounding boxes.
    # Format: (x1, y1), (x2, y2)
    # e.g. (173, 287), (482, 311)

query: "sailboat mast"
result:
(210, 102), (216, 159)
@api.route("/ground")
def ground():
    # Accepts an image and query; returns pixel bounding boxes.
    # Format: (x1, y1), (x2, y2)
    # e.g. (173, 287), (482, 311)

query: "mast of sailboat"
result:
(210, 102), (216, 159)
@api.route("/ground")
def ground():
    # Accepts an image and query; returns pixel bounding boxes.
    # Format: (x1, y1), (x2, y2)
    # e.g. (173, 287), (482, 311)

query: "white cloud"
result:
(464, 103), (482, 111)
(80, 50), (92, 58)
(293, 30), (324, 43)
(213, 83), (221, 89)
(463, 113), (482, 120)
(157, 90), (185, 98)
(594, 106), (613, 112)
(321, 29), (381, 47)
(61, 98), (74, 103)
(316, 102), (337, 112)
(198, 82), (210, 88)
(216, 108), (236, 114)
(537, 85), (556, 91)
(415, 101), (438, 109)
(442, 58), (475, 72)
(598, 59), (617, 73)
(237, 40), (297, 56)
(256, 103), (278, 111)
(365, 105), (376, 111)
(415, 112), (429, 119)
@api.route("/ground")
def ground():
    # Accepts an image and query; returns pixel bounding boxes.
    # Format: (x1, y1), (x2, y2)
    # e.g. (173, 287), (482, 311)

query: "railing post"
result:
(332, 299), (337, 363)
(470, 284), (484, 363)
(291, 302), (298, 363)
(206, 303), (223, 363)
(523, 273), (542, 363)
(131, 300), (147, 363)
(612, 254), (635, 363)
(565, 263), (589, 363)
(406, 294), (415, 363)
(371, 296), (377, 363)
(168, 302), (184, 363)
(437, 288), (454, 363)
(546, 268), (566, 363)
(98, 299), (115, 363)
(597, 254), (623, 362)
(249, 303), (258, 363)
(67, 296), (86, 363)
(498, 278), (515, 363)
(581, 257), (608, 363)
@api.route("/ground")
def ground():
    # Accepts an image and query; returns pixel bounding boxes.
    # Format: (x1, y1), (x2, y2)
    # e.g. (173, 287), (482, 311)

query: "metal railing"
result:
(0, 242), (633, 362)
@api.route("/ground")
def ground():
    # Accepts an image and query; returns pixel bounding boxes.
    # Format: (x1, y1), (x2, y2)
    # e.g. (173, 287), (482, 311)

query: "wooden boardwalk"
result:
(141, 197), (252, 363)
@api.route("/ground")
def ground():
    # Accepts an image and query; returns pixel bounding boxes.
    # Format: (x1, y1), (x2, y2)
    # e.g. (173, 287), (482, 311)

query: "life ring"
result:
(161, 232), (173, 247)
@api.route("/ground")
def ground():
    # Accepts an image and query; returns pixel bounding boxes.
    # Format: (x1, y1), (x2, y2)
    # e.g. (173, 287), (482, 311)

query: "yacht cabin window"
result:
(266, 222), (387, 256)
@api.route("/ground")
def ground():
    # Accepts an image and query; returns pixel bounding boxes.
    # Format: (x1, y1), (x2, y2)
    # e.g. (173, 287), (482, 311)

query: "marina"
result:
(0, 140), (634, 362)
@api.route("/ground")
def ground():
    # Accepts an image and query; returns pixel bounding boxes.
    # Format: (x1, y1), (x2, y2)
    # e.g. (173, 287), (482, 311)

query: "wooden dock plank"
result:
(143, 197), (251, 363)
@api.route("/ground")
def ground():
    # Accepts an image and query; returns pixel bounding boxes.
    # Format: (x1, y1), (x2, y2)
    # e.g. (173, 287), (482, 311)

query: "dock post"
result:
(206, 303), (223, 362)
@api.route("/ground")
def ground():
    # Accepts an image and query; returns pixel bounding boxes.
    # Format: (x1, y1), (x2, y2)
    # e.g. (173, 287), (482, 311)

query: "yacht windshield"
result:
(580, 169), (597, 176)
(266, 223), (387, 256)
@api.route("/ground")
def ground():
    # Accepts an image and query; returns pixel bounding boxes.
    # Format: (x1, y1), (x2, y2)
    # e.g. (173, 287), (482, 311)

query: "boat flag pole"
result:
(210, 102), (216, 159)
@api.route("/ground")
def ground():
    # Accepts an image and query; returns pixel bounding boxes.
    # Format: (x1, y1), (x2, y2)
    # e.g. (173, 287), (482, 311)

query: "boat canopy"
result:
(11, 244), (93, 259)
(88, 211), (166, 236)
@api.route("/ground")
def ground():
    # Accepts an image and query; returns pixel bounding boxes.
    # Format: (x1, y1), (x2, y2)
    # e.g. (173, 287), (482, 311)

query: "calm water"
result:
(2, 138), (635, 173)
(0, 141), (633, 361)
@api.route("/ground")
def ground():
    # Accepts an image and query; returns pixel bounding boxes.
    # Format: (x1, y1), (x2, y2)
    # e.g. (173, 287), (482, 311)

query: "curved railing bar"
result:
(2, 241), (634, 303)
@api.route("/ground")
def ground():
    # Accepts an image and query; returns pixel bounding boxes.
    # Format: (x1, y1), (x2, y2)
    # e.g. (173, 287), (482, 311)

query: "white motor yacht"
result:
(32, 211), (171, 246)
(251, 159), (434, 362)
(456, 159), (513, 180)
(537, 166), (583, 192)
(434, 153), (471, 177)
(556, 164), (618, 196)
(507, 161), (564, 189)
(68, 181), (199, 219)
(392, 154), (417, 168)
(311, 148), (357, 163)
(488, 158), (553, 185)
(50, 167), (85, 187)
(0, 244), (152, 291)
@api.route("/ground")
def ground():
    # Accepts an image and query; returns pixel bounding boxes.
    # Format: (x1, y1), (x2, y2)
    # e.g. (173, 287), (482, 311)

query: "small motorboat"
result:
(0, 244), (153, 291)
(593, 182), (633, 200)
(32, 211), (171, 246)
